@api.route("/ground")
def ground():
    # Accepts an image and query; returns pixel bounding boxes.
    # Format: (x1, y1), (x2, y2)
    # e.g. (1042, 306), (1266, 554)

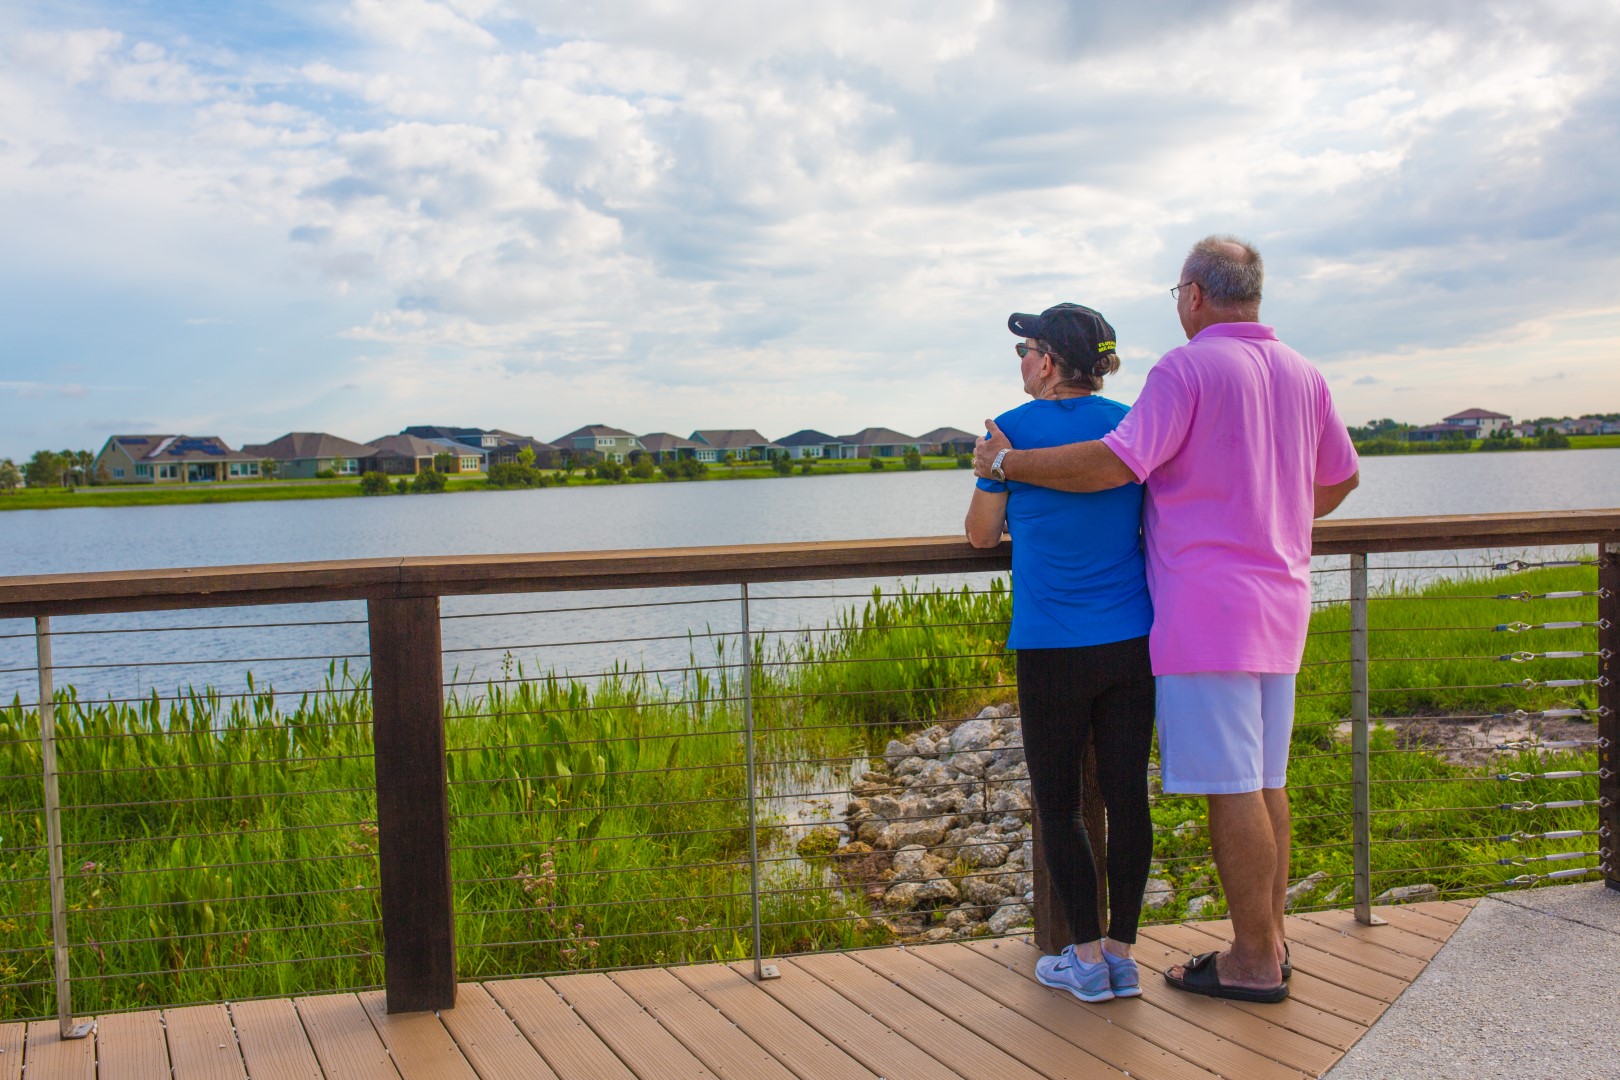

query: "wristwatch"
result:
(990, 448), (1010, 482)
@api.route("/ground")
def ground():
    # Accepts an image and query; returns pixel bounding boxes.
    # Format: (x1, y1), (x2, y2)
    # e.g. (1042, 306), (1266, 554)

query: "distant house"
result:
(916, 426), (978, 455)
(1568, 417), (1607, 436)
(362, 434), (440, 475)
(556, 424), (642, 464)
(1439, 409), (1512, 438)
(94, 435), (263, 484)
(834, 427), (921, 459)
(420, 437), (487, 474)
(637, 432), (701, 463)
(774, 429), (841, 460)
(484, 434), (563, 468)
(690, 429), (781, 462)
(240, 432), (372, 479)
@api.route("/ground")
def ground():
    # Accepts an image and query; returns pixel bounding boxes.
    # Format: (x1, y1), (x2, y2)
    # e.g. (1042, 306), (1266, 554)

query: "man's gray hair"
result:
(1183, 235), (1263, 306)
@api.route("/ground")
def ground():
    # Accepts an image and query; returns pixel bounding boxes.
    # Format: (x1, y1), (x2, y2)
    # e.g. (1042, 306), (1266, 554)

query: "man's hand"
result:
(973, 419), (1011, 479)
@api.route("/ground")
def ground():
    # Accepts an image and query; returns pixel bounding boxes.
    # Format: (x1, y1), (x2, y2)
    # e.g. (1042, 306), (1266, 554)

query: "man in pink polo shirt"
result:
(975, 235), (1359, 1002)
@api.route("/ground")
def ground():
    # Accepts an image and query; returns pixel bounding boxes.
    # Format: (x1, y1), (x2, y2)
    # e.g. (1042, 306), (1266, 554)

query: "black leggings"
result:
(1016, 636), (1155, 945)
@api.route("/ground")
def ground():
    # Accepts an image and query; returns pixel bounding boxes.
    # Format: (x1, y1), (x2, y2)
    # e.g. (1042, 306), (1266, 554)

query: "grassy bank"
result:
(0, 563), (1603, 1019)
(0, 458), (971, 512)
(1355, 434), (1620, 455)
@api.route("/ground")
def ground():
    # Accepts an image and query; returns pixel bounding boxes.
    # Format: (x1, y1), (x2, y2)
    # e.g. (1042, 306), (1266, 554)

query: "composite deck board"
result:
(162, 1004), (249, 1080)
(1136, 925), (1376, 1046)
(483, 977), (637, 1080)
(1122, 935), (1351, 1073)
(93, 1010), (171, 1080)
(550, 972), (717, 1080)
(851, 943), (1131, 1079)
(1294, 910), (1444, 960)
(359, 991), (479, 1080)
(730, 959), (962, 1080)
(437, 982), (560, 1080)
(228, 999), (323, 1080)
(670, 957), (879, 1079)
(786, 952), (1045, 1080)
(609, 967), (798, 1080)
(903, 940), (1216, 1080)
(12, 903), (1480, 1080)
(973, 937), (1312, 1080)
(294, 994), (400, 1080)
(0, 1023), (22, 1080)
(23, 1023), (93, 1080)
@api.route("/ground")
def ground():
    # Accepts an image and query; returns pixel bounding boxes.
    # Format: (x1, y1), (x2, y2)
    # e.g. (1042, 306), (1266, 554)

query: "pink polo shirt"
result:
(1100, 322), (1358, 675)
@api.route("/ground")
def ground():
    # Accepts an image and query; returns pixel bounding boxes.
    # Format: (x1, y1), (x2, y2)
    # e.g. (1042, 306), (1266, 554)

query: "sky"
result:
(1, 0), (1617, 461)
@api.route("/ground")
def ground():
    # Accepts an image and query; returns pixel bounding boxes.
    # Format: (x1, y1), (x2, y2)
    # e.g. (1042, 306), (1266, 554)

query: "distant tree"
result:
(260, 458), (279, 480)
(411, 468), (449, 493)
(517, 445), (537, 469)
(659, 460), (681, 480)
(594, 460), (626, 482)
(629, 459), (656, 479)
(359, 471), (393, 495)
(869, 456), (886, 470)
(395, 478), (408, 493)
(955, 453), (973, 468)
(677, 458), (707, 480)
(24, 450), (65, 489)
(902, 447), (923, 470)
(0, 459), (20, 494)
(798, 459), (814, 474)
(771, 455), (793, 476)
(1536, 431), (1571, 450)
(433, 452), (455, 473)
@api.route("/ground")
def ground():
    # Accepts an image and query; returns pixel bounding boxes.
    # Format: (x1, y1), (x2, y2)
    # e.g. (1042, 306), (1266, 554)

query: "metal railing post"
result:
(1599, 542), (1618, 891)
(35, 617), (95, 1040)
(1349, 555), (1383, 925)
(740, 583), (778, 980)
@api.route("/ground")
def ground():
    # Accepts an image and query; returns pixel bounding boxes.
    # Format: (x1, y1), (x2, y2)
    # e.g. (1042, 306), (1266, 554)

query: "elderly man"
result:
(975, 235), (1359, 1002)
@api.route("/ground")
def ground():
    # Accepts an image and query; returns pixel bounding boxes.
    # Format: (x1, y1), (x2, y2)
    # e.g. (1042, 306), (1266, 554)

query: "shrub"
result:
(594, 460), (626, 482)
(955, 453), (973, 468)
(798, 460), (814, 475)
(411, 468), (448, 493)
(677, 458), (707, 480)
(315, 469), (336, 479)
(394, 479), (408, 493)
(869, 456), (885, 470)
(487, 462), (543, 489)
(1537, 431), (1572, 449)
(629, 460), (656, 480)
(659, 461), (680, 480)
(771, 456), (793, 476)
(902, 447), (923, 471)
(359, 471), (392, 495)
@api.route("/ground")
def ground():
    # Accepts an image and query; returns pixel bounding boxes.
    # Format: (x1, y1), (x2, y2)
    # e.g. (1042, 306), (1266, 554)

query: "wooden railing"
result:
(3, 509), (1617, 1019)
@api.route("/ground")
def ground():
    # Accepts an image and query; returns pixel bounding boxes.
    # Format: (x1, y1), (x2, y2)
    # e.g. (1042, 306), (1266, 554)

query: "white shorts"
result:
(1156, 672), (1296, 795)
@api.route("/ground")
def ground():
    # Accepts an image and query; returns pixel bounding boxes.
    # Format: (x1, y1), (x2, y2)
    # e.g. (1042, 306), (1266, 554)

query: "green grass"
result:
(0, 563), (1604, 1019)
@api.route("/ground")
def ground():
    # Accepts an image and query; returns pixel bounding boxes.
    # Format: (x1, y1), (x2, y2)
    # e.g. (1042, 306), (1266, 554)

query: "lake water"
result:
(4, 449), (1618, 704)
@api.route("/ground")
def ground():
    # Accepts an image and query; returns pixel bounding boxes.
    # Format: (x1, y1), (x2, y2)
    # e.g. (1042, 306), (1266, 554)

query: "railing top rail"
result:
(3, 508), (1618, 618)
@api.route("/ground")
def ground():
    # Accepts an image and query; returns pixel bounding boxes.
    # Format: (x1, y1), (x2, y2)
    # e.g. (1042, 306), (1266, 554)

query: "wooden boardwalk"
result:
(5, 901), (1473, 1080)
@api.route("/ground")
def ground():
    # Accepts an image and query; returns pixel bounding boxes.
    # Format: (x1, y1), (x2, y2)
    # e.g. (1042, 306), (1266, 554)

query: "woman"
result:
(964, 302), (1155, 1002)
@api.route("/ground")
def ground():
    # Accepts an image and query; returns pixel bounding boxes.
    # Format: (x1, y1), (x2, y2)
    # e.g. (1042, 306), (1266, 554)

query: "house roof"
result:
(423, 437), (487, 457)
(774, 429), (837, 447)
(241, 432), (373, 461)
(400, 425), (470, 441)
(109, 435), (258, 463)
(1411, 423), (1462, 434)
(556, 424), (636, 441)
(691, 429), (776, 450)
(365, 434), (441, 458)
(1444, 409), (1511, 421)
(638, 432), (700, 452)
(916, 426), (978, 444)
(834, 427), (918, 446)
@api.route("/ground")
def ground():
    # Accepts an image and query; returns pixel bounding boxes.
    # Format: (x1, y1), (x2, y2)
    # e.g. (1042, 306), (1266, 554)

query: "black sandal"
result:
(1164, 951), (1289, 1003)
(1282, 944), (1291, 980)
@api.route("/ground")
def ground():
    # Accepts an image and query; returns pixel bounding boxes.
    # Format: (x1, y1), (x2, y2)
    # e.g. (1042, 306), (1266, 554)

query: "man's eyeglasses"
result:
(1170, 280), (1198, 300)
(1014, 343), (1047, 359)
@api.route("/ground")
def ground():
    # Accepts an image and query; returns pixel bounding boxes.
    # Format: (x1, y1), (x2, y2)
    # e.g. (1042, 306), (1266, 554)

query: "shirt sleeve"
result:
(1099, 356), (1194, 483)
(1314, 384), (1360, 486)
(975, 408), (1020, 493)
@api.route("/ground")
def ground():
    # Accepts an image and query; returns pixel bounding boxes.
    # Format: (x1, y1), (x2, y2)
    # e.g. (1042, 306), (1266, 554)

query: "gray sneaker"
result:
(1103, 950), (1142, 997)
(1035, 945), (1114, 1003)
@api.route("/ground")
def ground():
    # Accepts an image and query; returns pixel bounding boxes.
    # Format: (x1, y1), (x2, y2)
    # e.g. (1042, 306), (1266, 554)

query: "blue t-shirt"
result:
(976, 396), (1153, 650)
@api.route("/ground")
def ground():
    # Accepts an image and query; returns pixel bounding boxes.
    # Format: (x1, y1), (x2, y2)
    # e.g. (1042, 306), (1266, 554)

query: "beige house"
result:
(362, 434), (441, 475)
(94, 435), (263, 484)
(689, 429), (781, 462)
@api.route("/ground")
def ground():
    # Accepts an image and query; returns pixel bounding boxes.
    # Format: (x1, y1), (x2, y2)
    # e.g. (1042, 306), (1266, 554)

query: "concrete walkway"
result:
(1326, 883), (1620, 1078)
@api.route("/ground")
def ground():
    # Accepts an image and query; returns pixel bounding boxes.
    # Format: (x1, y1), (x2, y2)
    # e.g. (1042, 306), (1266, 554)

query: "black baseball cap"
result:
(1008, 303), (1117, 364)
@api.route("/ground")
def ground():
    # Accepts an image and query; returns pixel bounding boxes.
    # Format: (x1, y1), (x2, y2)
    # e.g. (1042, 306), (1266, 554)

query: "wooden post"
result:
(1032, 736), (1107, 953)
(1600, 542), (1618, 892)
(368, 596), (455, 1012)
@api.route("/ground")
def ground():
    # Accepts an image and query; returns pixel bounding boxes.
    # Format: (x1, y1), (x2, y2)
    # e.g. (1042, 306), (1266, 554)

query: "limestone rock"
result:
(1285, 870), (1328, 909)
(794, 825), (840, 860)
(1186, 894), (1216, 918)
(1376, 883), (1440, 904)
(1142, 877), (1175, 911)
(988, 902), (1033, 935)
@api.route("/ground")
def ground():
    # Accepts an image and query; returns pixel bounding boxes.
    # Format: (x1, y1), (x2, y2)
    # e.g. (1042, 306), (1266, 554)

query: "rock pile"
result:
(802, 703), (1040, 941)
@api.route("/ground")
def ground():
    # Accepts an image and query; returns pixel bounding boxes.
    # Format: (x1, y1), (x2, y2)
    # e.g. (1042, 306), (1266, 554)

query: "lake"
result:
(4, 449), (1618, 704)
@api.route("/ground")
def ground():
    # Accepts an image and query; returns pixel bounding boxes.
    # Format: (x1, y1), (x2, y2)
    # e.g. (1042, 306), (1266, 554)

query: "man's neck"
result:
(1190, 308), (1261, 336)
